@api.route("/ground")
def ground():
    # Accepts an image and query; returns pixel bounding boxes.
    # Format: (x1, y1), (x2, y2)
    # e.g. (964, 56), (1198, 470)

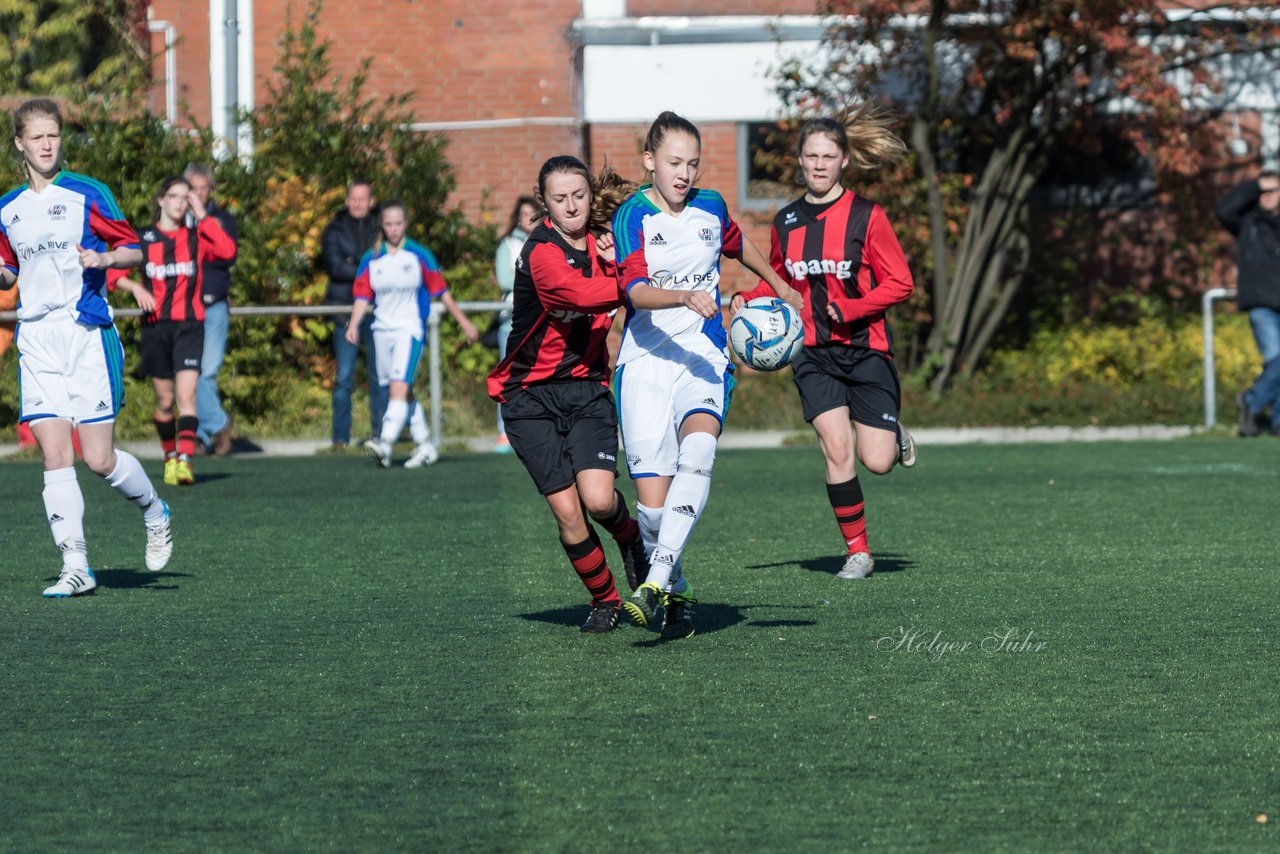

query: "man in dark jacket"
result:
(322, 179), (388, 448)
(1215, 172), (1280, 437)
(185, 164), (238, 456)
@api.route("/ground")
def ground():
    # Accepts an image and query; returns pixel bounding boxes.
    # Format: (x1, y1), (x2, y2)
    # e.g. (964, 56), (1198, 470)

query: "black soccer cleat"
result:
(619, 532), (650, 592)
(1237, 391), (1264, 438)
(581, 600), (621, 634)
(623, 583), (662, 628)
(660, 592), (696, 641)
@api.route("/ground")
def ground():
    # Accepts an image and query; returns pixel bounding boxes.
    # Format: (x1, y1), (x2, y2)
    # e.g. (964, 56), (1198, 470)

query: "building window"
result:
(738, 122), (795, 210)
(1031, 129), (1156, 210)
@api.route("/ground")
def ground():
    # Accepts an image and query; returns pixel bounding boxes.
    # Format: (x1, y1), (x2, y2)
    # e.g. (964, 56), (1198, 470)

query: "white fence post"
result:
(1202, 287), (1236, 429)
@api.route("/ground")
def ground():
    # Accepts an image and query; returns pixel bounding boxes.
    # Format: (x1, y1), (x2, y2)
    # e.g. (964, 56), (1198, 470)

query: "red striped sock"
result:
(591, 489), (640, 545)
(562, 532), (621, 606)
(827, 478), (869, 555)
(177, 415), (198, 457)
(154, 416), (177, 456)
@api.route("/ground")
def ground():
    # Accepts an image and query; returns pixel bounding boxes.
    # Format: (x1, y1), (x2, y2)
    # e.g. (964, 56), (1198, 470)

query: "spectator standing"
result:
(323, 179), (387, 448)
(492, 196), (539, 453)
(1215, 172), (1280, 437)
(183, 163), (237, 456)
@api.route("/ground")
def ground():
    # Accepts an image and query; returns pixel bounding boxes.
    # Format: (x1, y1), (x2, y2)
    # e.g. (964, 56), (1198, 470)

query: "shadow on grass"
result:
(519, 601), (750, 642)
(191, 472), (232, 483)
(747, 551), (914, 576)
(91, 567), (190, 591)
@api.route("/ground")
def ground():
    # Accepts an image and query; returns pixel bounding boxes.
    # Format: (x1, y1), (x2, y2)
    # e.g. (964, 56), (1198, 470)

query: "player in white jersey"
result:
(346, 201), (478, 467)
(612, 112), (802, 639)
(0, 98), (173, 597)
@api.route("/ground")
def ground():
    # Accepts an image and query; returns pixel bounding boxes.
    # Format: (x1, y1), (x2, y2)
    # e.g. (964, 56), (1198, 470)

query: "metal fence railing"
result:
(4, 292), (1244, 433)
(0, 301), (510, 446)
(1201, 287), (1236, 430)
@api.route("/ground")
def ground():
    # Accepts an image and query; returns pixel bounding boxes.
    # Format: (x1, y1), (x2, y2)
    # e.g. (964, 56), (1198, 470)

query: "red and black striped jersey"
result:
(486, 220), (624, 403)
(109, 217), (235, 324)
(739, 190), (913, 355)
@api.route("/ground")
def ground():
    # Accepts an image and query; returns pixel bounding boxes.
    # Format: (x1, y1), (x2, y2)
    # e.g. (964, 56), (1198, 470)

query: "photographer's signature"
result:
(876, 626), (1047, 662)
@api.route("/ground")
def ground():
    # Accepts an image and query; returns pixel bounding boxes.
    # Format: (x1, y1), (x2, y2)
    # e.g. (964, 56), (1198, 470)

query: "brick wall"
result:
(150, 0), (587, 215)
(441, 125), (585, 224)
(147, 2), (212, 126)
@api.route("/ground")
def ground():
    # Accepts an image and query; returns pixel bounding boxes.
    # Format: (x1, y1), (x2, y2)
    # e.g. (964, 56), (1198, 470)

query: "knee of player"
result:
(581, 491), (618, 519)
(861, 453), (895, 477)
(676, 431), (718, 476)
(83, 448), (116, 476)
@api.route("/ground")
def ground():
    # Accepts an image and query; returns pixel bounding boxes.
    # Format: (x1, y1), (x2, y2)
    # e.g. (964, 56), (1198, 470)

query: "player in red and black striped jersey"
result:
(111, 176), (235, 485)
(487, 156), (648, 634)
(733, 109), (917, 580)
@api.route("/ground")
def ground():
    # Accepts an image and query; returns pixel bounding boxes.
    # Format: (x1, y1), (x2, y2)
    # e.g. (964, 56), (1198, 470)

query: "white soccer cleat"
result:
(897, 424), (917, 468)
(43, 566), (97, 598)
(145, 500), (173, 572)
(363, 438), (392, 468)
(404, 442), (439, 468)
(836, 552), (874, 580)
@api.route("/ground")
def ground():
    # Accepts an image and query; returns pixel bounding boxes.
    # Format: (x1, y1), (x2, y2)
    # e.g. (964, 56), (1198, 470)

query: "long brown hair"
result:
(797, 102), (908, 174)
(533, 156), (636, 234)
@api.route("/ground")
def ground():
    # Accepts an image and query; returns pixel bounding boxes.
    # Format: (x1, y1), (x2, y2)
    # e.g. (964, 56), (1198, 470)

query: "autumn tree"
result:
(778, 1), (1280, 391)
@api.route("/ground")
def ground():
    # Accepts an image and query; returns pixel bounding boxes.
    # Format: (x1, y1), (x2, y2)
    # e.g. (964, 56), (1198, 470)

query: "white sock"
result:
(104, 449), (165, 524)
(43, 467), (88, 571)
(408, 401), (431, 446)
(646, 432), (716, 590)
(380, 399), (410, 445)
(637, 501), (684, 593)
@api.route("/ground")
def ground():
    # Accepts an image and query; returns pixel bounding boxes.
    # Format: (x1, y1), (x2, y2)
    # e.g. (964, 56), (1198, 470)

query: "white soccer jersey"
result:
(352, 239), (448, 334)
(612, 186), (743, 366)
(0, 171), (138, 325)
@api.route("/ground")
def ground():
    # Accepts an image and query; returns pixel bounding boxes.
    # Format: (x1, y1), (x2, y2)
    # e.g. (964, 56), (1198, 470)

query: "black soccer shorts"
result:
(502, 381), (620, 496)
(791, 345), (901, 432)
(138, 320), (204, 380)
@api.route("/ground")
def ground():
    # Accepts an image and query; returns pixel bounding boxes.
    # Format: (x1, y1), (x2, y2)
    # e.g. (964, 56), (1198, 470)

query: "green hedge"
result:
(1, 311), (1257, 443)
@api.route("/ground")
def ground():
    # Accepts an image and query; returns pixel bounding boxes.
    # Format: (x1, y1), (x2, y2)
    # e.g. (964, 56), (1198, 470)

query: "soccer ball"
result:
(729, 297), (805, 371)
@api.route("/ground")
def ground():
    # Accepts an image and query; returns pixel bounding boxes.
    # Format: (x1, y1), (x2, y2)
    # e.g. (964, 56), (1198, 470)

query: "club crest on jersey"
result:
(47, 204), (67, 220)
(785, 257), (854, 280)
(698, 227), (716, 246)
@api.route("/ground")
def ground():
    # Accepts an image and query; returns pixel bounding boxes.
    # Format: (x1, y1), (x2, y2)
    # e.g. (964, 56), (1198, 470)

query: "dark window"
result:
(738, 122), (794, 210)
(1031, 129), (1156, 209)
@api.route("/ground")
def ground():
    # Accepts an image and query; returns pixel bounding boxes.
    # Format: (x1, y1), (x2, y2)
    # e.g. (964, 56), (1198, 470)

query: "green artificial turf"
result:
(2, 440), (1277, 851)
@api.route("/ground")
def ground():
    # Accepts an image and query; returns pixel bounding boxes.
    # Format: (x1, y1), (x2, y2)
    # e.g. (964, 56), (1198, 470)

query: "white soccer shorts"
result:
(614, 349), (734, 478)
(17, 317), (125, 425)
(373, 328), (424, 386)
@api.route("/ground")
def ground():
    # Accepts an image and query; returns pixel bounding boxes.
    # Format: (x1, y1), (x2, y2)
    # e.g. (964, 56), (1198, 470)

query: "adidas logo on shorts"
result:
(672, 504), (697, 517)
(700, 397), (717, 405)
(49, 513), (64, 523)
(95, 400), (110, 412)
(627, 453), (641, 467)
(648, 233), (667, 246)
(654, 553), (675, 566)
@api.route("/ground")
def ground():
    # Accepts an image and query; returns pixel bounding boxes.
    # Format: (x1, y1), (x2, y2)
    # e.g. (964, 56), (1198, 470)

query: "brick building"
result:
(143, 0), (826, 289)
(145, 1), (1278, 294)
